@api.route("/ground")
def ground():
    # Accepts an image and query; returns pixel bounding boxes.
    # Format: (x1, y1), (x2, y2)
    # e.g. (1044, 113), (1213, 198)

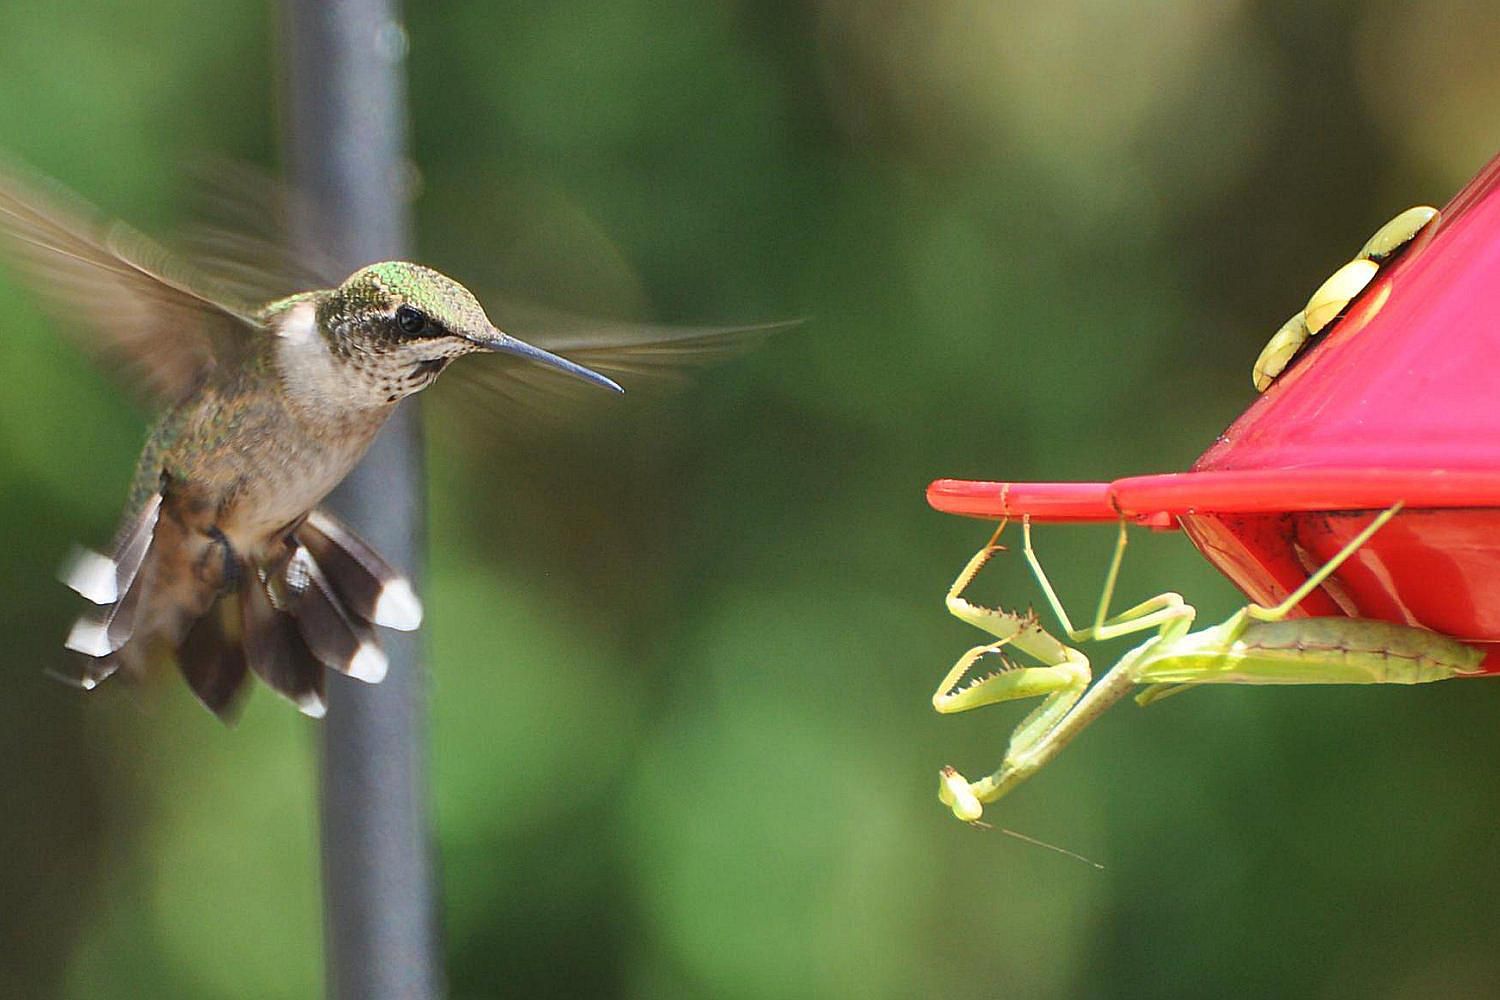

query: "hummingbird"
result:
(0, 163), (760, 720)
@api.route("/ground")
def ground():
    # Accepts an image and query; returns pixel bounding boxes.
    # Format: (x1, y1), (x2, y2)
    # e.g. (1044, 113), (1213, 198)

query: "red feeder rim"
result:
(928, 469), (1500, 522)
(927, 149), (1500, 666)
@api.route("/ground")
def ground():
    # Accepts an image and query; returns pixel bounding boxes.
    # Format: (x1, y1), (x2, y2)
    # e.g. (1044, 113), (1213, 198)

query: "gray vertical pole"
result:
(280, 3), (443, 998)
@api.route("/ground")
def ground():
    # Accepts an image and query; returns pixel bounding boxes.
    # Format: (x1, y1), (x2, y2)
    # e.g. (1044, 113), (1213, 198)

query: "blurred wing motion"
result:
(0, 160), (264, 405)
(436, 302), (794, 431)
(0, 158), (787, 415)
(179, 160), (793, 429)
(174, 157), (342, 303)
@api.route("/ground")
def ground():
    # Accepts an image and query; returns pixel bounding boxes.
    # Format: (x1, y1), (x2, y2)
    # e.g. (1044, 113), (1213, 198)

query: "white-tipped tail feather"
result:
(346, 641), (389, 683)
(296, 691), (328, 718)
(240, 564), (326, 716)
(372, 578), (423, 632)
(59, 494), (161, 608)
(64, 615), (115, 658)
(278, 542), (389, 683)
(300, 509), (423, 630)
(60, 492), (162, 660)
(60, 547), (119, 604)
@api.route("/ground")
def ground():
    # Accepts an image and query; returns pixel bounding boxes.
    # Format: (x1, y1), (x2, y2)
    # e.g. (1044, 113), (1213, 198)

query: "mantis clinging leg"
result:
(933, 504), (1487, 823)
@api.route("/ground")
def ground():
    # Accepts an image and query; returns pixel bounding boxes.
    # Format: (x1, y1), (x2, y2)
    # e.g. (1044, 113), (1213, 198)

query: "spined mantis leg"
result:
(933, 503), (1485, 823)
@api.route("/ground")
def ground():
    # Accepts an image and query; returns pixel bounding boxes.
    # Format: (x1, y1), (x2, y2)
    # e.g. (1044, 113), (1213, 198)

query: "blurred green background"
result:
(3, 1), (1500, 997)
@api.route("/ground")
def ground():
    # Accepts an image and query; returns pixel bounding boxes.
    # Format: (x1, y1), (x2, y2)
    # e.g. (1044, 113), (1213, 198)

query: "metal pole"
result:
(280, 3), (443, 998)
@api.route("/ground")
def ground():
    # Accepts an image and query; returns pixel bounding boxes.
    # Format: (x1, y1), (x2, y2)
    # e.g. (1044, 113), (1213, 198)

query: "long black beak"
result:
(470, 327), (624, 393)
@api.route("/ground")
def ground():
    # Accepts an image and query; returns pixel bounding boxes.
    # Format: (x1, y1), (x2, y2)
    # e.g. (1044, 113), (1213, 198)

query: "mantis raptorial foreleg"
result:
(933, 503), (1486, 823)
(935, 523), (1091, 761)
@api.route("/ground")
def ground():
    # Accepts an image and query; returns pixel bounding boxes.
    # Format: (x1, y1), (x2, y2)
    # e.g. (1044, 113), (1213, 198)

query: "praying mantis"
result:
(932, 504), (1486, 823)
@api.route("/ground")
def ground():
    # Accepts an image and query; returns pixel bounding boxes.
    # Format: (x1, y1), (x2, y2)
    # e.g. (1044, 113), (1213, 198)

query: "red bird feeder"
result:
(928, 151), (1500, 671)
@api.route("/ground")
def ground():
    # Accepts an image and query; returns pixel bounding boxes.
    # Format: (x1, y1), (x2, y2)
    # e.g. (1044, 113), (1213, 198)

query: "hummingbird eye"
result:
(395, 304), (429, 336)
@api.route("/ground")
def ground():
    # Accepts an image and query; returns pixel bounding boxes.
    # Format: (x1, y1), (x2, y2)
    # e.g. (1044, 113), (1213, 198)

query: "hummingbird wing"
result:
(100, 159), (790, 425)
(173, 157), (342, 303)
(0, 162), (263, 405)
(435, 301), (794, 432)
(4, 157), (790, 424)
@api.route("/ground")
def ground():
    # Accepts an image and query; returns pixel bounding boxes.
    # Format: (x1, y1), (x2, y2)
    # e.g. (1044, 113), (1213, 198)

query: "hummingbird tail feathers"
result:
(240, 562), (327, 718)
(178, 598), (251, 719)
(276, 540), (389, 685)
(60, 494), (162, 605)
(59, 492), (164, 690)
(298, 510), (424, 632)
(234, 507), (423, 714)
(57, 502), (421, 721)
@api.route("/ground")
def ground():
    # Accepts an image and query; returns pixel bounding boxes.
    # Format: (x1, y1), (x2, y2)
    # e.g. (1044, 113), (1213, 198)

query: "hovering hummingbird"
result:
(0, 163), (761, 720)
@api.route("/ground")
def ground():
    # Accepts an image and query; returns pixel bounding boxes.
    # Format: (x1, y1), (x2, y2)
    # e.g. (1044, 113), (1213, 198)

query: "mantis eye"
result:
(395, 304), (429, 336)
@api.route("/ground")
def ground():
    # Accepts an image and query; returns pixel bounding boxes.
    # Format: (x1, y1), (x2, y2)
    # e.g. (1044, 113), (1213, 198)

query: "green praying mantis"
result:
(932, 504), (1486, 823)
(930, 202), (1469, 825)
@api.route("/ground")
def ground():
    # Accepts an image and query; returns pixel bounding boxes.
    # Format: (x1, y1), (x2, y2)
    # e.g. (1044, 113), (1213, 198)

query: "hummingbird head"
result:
(316, 261), (621, 404)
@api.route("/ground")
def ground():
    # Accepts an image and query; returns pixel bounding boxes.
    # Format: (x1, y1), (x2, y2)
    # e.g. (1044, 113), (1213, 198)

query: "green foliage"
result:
(4, 2), (1500, 998)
